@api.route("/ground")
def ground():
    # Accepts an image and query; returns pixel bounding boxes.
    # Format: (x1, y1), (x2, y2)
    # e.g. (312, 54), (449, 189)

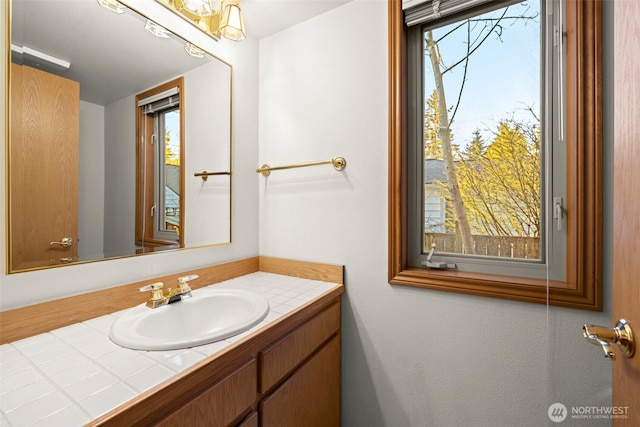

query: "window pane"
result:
(422, 0), (541, 261)
(161, 108), (180, 236)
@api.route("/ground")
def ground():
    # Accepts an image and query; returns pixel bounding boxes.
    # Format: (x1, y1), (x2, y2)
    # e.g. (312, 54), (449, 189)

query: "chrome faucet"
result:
(138, 274), (199, 309)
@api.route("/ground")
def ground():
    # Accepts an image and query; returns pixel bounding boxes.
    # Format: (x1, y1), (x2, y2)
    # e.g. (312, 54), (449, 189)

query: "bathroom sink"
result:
(109, 289), (270, 351)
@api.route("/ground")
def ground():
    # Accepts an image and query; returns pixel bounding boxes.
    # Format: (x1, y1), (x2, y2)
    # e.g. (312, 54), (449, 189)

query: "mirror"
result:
(7, 0), (232, 273)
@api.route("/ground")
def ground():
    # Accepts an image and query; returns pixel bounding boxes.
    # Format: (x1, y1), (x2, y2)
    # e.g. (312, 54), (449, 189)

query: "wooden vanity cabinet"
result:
(236, 411), (258, 427)
(258, 301), (341, 427)
(259, 301), (340, 394)
(155, 359), (258, 427)
(93, 292), (342, 427)
(160, 300), (341, 427)
(259, 335), (340, 427)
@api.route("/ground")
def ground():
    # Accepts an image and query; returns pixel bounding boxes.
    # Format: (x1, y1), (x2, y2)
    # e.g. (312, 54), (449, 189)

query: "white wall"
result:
(0, 2), (259, 309)
(103, 94), (136, 256)
(183, 59), (232, 246)
(258, 1), (614, 425)
(101, 57), (232, 255)
(78, 101), (105, 259)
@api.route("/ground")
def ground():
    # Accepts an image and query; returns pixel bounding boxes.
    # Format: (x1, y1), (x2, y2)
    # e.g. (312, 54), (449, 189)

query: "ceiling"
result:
(242, 0), (351, 40)
(9, 0), (351, 106)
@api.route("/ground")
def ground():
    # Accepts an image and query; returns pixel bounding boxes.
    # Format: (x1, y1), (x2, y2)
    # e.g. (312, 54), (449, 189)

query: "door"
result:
(10, 64), (79, 270)
(612, 0), (640, 423)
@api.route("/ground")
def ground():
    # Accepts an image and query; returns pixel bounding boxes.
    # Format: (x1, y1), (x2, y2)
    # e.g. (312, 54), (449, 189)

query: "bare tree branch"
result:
(442, 7), (509, 75)
(449, 21), (472, 125)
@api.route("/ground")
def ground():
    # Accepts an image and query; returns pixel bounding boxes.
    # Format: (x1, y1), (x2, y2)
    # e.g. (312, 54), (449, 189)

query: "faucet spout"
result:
(166, 288), (192, 305)
(138, 274), (199, 309)
(162, 274), (199, 306)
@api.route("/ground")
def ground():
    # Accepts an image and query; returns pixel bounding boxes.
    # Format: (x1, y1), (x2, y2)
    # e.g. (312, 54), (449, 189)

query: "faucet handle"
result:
(177, 274), (198, 292)
(138, 282), (164, 301)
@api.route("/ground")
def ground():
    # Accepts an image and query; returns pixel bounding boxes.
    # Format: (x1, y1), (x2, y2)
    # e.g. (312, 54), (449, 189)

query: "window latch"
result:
(554, 197), (564, 231)
(422, 243), (457, 270)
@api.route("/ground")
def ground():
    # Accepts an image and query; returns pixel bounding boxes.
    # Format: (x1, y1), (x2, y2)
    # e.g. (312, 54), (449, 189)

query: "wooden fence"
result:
(425, 233), (540, 260)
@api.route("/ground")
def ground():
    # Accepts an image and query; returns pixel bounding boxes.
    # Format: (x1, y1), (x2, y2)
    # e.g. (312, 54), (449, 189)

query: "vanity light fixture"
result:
(178, 0), (213, 18)
(97, 0), (126, 14)
(218, 0), (245, 41)
(145, 19), (172, 38)
(156, 0), (246, 42)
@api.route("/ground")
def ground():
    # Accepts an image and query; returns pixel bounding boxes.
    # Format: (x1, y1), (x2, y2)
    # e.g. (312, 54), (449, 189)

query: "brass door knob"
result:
(49, 237), (73, 248)
(583, 319), (635, 360)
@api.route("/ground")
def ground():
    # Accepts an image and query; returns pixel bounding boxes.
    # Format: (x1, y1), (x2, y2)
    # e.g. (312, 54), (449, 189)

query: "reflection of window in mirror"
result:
(135, 77), (185, 250)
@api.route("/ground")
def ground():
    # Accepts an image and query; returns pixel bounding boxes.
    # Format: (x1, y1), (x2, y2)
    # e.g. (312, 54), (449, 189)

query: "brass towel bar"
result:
(194, 171), (231, 181)
(256, 157), (347, 177)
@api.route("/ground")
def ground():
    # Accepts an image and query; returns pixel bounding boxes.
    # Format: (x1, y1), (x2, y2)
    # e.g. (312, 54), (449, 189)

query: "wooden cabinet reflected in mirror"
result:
(7, 0), (232, 272)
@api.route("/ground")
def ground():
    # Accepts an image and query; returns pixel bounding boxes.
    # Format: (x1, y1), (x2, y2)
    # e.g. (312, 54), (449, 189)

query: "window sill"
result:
(390, 267), (601, 310)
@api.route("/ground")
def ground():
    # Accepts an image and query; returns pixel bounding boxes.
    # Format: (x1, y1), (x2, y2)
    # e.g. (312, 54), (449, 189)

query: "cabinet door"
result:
(260, 335), (340, 427)
(156, 359), (257, 427)
(236, 411), (257, 427)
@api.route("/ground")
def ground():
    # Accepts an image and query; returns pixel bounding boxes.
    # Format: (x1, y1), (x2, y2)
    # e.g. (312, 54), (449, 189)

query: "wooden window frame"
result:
(388, 0), (603, 310)
(135, 77), (185, 249)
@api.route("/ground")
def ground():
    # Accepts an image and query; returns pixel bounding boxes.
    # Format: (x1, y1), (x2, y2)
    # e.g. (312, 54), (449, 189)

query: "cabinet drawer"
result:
(259, 302), (340, 393)
(156, 359), (257, 427)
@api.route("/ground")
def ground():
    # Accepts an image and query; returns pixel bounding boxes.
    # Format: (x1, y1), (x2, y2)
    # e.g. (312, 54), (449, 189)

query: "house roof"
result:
(425, 159), (446, 183)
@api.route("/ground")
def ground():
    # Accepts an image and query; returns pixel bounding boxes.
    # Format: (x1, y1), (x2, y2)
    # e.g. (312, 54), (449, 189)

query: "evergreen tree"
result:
(424, 90), (443, 159)
(464, 130), (486, 160)
(165, 129), (180, 166)
(455, 119), (540, 238)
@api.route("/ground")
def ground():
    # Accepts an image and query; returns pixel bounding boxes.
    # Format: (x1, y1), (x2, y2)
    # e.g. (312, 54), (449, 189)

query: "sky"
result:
(423, 0), (541, 150)
(165, 109), (181, 164)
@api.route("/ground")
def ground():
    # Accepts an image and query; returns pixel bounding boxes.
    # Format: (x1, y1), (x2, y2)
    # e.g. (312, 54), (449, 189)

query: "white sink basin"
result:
(109, 289), (270, 351)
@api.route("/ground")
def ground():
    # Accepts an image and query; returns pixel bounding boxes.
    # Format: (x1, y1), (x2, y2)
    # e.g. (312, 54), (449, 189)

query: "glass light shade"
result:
(184, 42), (206, 58)
(181, 0), (213, 16)
(97, 0), (126, 14)
(156, 0), (246, 42)
(219, 0), (245, 41)
(145, 20), (172, 38)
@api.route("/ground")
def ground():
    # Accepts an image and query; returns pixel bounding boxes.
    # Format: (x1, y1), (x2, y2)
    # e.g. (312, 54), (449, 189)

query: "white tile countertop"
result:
(0, 272), (341, 427)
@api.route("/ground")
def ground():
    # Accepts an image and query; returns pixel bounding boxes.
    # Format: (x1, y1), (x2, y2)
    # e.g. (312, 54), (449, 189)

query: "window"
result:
(152, 107), (181, 241)
(136, 78), (185, 249)
(409, 0), (558, 279)
(388, 0), (602, 310)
